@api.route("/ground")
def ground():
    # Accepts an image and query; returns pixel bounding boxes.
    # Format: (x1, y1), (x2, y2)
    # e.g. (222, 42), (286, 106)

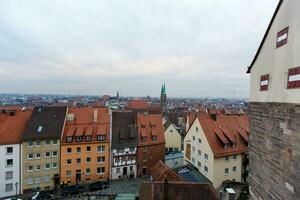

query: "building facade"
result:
(136, 113), (165, 177)
(60, 107), (110, 184)
(0, 108), (32, 198)
(164, 121), (182, 153)
(111, 112), (138, 179)
(247, 0), (300, 199)
(21, 106), (66, 193)
(184, 113), (249, 188)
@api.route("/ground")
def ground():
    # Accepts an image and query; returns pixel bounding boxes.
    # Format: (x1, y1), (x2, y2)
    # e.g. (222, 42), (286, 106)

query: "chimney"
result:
(94, 109), (98, 122)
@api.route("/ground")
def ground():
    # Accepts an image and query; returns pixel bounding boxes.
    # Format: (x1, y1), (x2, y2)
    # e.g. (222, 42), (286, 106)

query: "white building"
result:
(164, 121), (182, 153)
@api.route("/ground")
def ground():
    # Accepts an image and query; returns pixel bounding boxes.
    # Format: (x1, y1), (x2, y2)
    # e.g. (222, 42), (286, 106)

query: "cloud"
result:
(0, 0), (279, 97)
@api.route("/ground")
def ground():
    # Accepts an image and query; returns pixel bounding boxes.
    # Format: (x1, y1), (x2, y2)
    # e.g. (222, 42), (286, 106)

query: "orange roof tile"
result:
(127, 100), (149, 109)
(150, 160), (184, 182)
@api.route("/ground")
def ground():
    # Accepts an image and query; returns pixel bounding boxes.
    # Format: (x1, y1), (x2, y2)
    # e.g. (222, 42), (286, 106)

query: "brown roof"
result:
(0, 108), (32, 145)
(189, 113), (249, 158)
(139, 181), (219, 200)
(62, 107), (110, 143)
(137, 113), (165, 146)
(150, 160), (184, 182)
(127, 100), (149, 109)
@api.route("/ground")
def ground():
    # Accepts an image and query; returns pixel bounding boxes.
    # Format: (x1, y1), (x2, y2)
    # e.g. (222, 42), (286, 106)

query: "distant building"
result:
(0, 108), (32, 198)
(247, 0), (300, 199)
(21, 106), (67, 193)
(164, 120), (182, 153)
(60, 107), (110, 184)
(184, 112), (249, 188)
(111, 112), (138, 179)
(136, 113), (165, 177)
(127, 99), (149, 110)
(160, 83), (167, 117)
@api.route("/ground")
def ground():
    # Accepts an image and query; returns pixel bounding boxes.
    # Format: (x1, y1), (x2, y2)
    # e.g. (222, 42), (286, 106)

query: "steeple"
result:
(160, 83), (167, 117)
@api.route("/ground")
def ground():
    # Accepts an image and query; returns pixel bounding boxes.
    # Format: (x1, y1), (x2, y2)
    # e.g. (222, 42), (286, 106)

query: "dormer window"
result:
(287, 67), (300, 89)
(152, 136), (157, 141)
(37, 126), (43, 133)
(142, 136), (147, 142)
(224, 144), (228, 150)
(85, 136), (92, 142)
(260, 74), (269, 91)
(232, 142), (236, 148)
(76, 136), (82, 142)
(66, 137), (73, 143)
(97, 135), (106, 141)
(277, 26), (289, 48)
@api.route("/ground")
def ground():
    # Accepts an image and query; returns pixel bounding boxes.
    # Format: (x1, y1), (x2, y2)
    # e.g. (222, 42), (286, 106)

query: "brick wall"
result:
(248, 102), (300, 200)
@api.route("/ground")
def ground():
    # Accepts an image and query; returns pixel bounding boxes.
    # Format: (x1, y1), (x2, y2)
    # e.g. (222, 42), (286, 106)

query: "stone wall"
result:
(248, 102), (300, 200)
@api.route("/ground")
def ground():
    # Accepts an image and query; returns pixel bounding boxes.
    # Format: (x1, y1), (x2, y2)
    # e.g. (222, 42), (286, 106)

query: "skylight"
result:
(37, 126), (43, 133)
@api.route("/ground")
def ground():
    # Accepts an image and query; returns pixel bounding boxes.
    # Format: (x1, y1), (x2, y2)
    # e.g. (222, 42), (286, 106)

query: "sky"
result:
(0, 0), (279, 98)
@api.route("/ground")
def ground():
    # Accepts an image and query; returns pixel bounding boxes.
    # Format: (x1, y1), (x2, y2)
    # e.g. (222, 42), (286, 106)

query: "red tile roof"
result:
(191, 113), (249, 158)
(150, 160), (184, 182)
(62, 107), (110, 143)
(137, 113), (165, 146)
(0, 108), (32, 145)
(127, 100), (149, 109)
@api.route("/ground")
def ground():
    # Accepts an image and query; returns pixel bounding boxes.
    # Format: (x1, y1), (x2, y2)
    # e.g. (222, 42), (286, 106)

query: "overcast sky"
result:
(0, 0), (278, 98)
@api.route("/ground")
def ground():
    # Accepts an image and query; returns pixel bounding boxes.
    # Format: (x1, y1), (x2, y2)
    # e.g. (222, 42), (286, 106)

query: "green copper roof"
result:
(161, 83), (166, 95)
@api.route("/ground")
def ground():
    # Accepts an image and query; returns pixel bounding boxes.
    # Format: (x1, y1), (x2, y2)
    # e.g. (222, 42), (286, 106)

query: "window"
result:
(130, 166), (133, 171)
(97, 156), (105, 163)
(6, 147), (13, 154)
(170, 129), (173, 133)
(143, 156), (147, 162)
(44, 176), (51, 182)
(204, 166), (208, 172)
(192, 157), (195, 163)
(35, 165), (41, 171)
(86, 136), (92, 142)
(45, 152), (50, 158)
(36, 140), (41, 146)
(45, 140), (51, 146)
(5, 183), (13, 192)
(76, 158), (81, 164)
(116, 168), (120, 173)
(143, 147), (147, 152)
(225, 156), (229, 161)
(86, 146), (91, 152)
(77, 147), (81, 153)
(142, 136), (147, 142)
(67, 137), (73, 143)
(198, 150), (201, 156)
(192, 147), (195, 152)
(193, 136), (195, 140)
(27, 178), (34, 185)
(67, 148), (72, 154)
(75, 136), (82, 142)
(6, 159), (13, 167)
(233, 166), (237, 173)
(97, 135), (106, 141)
(198, 139), (201, 144)
(35, 153), (41, 159)
(198, 161), (201, 167)
(52, 139), (58, 145)
(45, 163), (50, 170)
(37, 126), (43, 133)
(204, 153), (208, 160)
(225, 168), (229, 175)
(97, 167), (105, 174)
(5, 171), (13, 180)
(233, 154), (237, 160)
(97, 146), (105, 153)
(86, 168), (91, 174)
(152, 136), (157, 141)
(28, 141), (33, 147)
(27, 165), (34, 172)
(277, 26), (288, 48)
(260, 74), (270, 91)
(66, 171), (71, 177)
(287, 67), (300, 89)
(86, 157), (91, 163)
(52, 151), (58, 157)
(67, 159), (72, 165)
(28, 153), (34, 160)
(52, 163), (58, 168)
(35, 177), (41, 184)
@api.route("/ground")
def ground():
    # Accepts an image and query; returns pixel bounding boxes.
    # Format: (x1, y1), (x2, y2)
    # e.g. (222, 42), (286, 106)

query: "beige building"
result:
(184, 112), (249, 188)
(21, 107), (66, 193)
(164, 121), (181, 153)
(247, 0), (300, 199)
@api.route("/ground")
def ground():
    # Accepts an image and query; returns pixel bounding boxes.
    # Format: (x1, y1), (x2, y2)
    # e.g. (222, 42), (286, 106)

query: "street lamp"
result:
(15, 182), (18, 199)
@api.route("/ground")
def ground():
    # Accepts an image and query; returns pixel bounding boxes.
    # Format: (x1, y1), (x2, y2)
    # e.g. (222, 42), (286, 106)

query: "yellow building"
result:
(184, 111), (249, 188)
(164, 121), (182, 153)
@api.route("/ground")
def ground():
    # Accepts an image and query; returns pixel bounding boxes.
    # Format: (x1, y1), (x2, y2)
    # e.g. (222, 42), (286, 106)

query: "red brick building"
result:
(136, 113), (165, 177)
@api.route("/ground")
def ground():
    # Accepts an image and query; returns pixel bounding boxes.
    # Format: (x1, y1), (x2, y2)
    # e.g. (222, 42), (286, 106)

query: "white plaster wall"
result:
(111, 165), (137, 180)
(164, 124), (181, 150)
(165, 156), (184, 169)
(0, 144), (21, 198)
(250, 0), (300, 103)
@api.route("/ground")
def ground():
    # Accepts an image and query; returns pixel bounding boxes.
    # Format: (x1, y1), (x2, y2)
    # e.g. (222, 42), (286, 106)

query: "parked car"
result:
(31, 191), (54, 200)
(88, 181), (109, 192)
(61, 185), (86, 196)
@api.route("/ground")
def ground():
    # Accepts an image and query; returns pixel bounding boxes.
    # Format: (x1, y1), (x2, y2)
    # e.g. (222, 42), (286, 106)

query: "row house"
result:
(184, 112), (249, 188)
(163, 120), (182, 153)
(137, 113), (165, 176)
(247, 0), (300, 199)
(21, 106), (67, 193)
(0, 108), (32, 198)
(111, 112), (138, 179)
(61, 107), (110, 184)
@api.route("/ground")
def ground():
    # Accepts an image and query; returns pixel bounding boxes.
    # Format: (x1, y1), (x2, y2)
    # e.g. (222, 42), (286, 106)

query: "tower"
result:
(160, 83), (167, 117)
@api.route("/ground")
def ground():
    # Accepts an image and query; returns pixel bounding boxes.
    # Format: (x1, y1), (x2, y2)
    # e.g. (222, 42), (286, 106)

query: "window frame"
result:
(287, 66), (300, 89)
(276, 26), (289, 48)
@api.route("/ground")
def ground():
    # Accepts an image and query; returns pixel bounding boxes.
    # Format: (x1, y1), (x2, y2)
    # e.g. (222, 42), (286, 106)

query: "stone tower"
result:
(160, 83), (167, 117)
